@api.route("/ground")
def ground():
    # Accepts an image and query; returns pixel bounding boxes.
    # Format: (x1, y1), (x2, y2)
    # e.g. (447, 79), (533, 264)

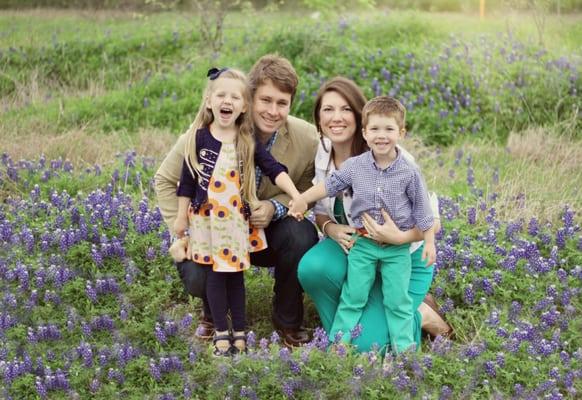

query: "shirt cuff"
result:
(269, 199), (288, 221)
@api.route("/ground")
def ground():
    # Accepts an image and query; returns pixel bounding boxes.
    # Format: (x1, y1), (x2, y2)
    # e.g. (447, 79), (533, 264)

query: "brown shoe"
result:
(422, 294), (454, 339)
(277, 326), (310, 347)
(195, 317), (215, 341)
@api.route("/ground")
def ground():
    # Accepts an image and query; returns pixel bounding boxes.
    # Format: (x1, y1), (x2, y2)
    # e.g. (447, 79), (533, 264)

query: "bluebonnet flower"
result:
(350, 324), (363, 340)
(154, 323), (167, 344)
(528, 217), (539, 236)
(240, 386), (258, 400)
(463, 284), (475, 304)
(246, 331), (256, 348)
(281, 380), (295, 398)
(289, 360), (301, 375)
(462, 342), (486, 359)
(555, 228), (567, 249)
(483, 360), (496, 377)
(270, 331), (280, 344)
(467, 207), (476, 224)
(439, 385), (453, 400)
(149, 359), (162, 381)
(107, 368), (124, 385)
(279, 347), (291, 362)
(259, 338), (269, 351)
(353, 364), (365, 378)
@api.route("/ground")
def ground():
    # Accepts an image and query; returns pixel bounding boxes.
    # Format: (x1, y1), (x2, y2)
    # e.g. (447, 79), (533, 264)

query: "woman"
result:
(297, 77), (452, 353)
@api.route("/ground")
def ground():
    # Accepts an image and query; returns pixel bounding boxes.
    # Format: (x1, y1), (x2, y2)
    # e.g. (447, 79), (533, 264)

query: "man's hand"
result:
(250, 200), (276, 229)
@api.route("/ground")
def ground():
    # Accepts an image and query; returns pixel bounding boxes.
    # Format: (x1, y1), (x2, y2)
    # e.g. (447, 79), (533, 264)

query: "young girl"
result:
(172, 67), (307, 356)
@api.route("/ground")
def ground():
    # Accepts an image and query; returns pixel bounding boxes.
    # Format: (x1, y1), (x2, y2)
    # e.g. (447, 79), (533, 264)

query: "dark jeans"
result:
(206, 270), (245, 332)
(175, 217), (318, 329)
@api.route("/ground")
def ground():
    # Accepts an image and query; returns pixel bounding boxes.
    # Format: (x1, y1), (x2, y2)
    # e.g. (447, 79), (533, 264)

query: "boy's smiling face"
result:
(362, 114), (405, 162)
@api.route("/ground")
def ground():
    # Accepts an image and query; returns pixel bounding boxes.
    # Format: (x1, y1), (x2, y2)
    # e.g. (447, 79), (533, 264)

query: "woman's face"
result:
(318, 91), (356, 146)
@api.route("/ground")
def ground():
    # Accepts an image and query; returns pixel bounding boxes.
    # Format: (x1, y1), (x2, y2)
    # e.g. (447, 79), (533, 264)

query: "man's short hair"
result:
(362, 96), (406, 131)
(248, 54), (299, 102)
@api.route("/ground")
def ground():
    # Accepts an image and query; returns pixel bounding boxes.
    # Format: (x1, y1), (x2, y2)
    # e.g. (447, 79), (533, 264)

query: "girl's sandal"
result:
(212, 333), (233, 357)
(231, 332), (247, 355)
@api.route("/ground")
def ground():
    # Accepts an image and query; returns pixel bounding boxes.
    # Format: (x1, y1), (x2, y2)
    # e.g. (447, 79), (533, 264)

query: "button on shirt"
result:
(324, 150), (434, 231)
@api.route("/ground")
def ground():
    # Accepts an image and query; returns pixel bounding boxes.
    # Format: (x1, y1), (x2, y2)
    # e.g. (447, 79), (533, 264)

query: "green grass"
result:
(1, 10), (580, 146)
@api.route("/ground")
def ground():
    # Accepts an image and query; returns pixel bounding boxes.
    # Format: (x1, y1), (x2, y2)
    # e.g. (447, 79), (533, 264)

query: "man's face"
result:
(252, 80), (292, 137)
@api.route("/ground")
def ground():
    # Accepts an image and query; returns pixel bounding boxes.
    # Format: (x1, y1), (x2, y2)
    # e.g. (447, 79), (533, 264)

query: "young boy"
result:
(289, 96), (436, 354)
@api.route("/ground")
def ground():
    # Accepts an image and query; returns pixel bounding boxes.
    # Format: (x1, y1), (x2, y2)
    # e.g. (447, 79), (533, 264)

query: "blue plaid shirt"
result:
(255, 132), (287, 221)
(325, 149), (434, 231)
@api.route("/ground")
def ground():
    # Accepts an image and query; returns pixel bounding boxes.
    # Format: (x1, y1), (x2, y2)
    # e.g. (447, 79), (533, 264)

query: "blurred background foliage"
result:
(0, 0), (580, 13)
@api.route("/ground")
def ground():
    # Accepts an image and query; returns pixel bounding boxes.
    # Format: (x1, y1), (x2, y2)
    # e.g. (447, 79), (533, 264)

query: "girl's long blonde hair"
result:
(184, 69), (258, 206)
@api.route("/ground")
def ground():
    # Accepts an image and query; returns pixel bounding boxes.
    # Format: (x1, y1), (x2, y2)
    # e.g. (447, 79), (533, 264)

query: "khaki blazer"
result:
(154, 115), (318, 234)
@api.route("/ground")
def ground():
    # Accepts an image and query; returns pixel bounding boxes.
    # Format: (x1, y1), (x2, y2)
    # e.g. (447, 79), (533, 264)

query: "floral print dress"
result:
(188, 143), (267, 272)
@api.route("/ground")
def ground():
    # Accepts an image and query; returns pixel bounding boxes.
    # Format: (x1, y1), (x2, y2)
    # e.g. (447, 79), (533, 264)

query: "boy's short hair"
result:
(248, 54), (299, 102)
(362, 96), (406, 131)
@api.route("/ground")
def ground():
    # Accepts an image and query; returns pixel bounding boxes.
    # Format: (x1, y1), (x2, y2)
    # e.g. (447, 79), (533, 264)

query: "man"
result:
(154, 54), (319, 346)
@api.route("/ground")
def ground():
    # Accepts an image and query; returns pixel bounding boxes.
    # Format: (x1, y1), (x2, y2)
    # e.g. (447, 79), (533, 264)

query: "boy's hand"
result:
(287, 196), (308, 221)
(422, 242), (436, 267)
(173, 217), (189, 238)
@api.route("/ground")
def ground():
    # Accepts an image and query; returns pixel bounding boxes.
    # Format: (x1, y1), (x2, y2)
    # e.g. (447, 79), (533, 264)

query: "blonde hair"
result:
(184, 69), (258, 205)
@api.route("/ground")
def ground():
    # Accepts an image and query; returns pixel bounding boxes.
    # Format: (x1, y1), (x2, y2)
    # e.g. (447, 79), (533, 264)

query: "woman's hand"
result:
(362, 210), (406, 245)
(326, 222), (356, 254)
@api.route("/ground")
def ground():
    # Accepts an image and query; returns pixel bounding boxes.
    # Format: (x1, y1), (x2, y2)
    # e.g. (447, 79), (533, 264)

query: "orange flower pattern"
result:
(187, 144), (267, 272)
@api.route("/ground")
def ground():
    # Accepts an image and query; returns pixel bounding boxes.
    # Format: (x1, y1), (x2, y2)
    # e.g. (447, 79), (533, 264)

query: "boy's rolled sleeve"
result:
(324, 158), (354, 198)
(408, 169), (434, 232)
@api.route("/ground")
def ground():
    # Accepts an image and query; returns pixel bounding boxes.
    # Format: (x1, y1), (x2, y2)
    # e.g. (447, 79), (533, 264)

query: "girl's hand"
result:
(173, 217), (189, 238)
(288, 197), (308, 221)
(362, 210), (405, 245)
(169, 237), (190, 262)
(326, 223), (356, 254)
(422, 241), (436, 267)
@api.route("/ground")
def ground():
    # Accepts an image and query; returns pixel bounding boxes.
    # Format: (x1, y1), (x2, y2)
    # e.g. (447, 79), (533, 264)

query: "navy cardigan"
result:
(176, 127), (288, 218)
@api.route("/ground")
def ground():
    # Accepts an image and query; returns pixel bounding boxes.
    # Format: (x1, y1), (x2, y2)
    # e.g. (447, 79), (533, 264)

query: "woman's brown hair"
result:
(313, 76), (368, 157)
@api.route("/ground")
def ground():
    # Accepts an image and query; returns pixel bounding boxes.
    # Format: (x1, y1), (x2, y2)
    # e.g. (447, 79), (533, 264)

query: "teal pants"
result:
(329, 238), (413, 353)
(298, 237), (434, 353)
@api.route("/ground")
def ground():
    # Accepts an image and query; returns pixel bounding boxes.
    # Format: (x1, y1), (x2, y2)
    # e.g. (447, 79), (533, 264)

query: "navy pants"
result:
(206, 269), (245, 332)
(175, 217), (318, 330)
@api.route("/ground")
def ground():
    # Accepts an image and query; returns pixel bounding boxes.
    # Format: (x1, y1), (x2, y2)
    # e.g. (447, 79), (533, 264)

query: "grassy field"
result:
(0, 8), (581, 399)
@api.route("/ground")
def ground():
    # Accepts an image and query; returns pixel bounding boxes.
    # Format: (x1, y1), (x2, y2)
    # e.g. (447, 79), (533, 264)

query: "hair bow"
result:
(207, 67), (228, 80)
